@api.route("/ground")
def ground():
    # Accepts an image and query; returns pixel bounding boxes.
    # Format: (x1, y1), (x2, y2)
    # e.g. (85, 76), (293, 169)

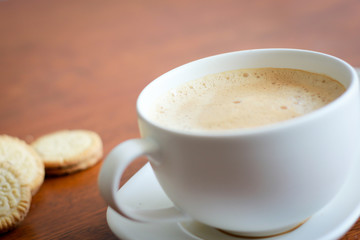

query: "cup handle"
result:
(98, 138), (190, 222)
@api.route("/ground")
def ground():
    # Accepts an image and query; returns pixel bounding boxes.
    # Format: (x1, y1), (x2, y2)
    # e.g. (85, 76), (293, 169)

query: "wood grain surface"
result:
(1, 0), (360, 239)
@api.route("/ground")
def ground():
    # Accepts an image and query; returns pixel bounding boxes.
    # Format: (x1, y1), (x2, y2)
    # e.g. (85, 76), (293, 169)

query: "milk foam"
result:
(149, 68), (345, 131)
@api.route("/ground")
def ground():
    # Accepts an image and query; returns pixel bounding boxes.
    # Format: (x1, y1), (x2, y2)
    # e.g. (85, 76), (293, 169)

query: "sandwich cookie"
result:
(0, 135), (44, 196)
(31, 130), (103, 176)
(0, 162), (32, 233)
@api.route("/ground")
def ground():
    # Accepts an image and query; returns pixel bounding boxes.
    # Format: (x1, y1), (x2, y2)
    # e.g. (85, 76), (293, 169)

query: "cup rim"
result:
(136, 48), (359, 137)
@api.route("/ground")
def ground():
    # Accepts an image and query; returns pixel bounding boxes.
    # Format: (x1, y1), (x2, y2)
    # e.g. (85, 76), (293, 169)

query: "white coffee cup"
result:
(98, 49), (360, 237)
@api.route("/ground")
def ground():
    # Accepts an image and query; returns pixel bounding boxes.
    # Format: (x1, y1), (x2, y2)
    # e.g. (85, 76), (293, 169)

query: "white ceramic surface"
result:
(100, 50), (360, 234)
(106, 68), (360, 239)
(106, 69), (360, 240)
(107, 137), (360, 240)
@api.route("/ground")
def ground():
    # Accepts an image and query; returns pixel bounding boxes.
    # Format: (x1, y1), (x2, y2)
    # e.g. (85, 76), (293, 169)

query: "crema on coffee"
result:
(148, 68), (345, 131)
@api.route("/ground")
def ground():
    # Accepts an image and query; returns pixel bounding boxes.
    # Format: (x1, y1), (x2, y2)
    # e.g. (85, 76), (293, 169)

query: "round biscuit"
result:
(0, 135), (44, 196)
(0, 162), (32, 234)
(31, 130), (103, 169)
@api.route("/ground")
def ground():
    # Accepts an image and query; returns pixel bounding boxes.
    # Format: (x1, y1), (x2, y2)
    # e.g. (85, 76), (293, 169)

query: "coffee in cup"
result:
(149, 67), (345, 131)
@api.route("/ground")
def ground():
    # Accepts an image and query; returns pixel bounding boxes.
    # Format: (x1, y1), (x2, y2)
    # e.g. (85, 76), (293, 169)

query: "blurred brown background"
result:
(0, 0), (359, 239)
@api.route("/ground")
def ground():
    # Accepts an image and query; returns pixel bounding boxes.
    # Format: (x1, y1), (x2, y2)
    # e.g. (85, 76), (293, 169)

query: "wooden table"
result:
(1, 0), (359, 239)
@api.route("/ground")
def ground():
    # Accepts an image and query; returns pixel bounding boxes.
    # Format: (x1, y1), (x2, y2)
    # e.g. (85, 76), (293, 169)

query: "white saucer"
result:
(107, 155), (360, 240)
(107, 68), (360, 240)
